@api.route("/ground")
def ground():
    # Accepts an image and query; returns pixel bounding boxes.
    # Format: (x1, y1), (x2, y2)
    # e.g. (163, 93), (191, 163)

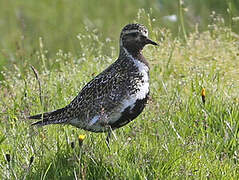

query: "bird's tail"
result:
(29, 107), (69, 126)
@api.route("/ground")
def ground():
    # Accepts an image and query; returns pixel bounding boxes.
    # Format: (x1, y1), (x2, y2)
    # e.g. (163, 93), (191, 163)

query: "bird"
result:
(29, 23), (158, 143)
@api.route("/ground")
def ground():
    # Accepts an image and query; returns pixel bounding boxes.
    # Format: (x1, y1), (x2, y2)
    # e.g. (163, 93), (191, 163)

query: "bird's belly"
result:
(107, 81), (150, 129)
(109, 92), (149, 129)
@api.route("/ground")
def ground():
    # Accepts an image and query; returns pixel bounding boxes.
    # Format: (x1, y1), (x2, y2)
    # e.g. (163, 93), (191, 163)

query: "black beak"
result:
(145, 38), (158, 46)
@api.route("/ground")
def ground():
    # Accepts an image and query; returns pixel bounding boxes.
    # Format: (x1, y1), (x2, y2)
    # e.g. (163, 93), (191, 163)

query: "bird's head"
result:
(120, 23), (158, 55)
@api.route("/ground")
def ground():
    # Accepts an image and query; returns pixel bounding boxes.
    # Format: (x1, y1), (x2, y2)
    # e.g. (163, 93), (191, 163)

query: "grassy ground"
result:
(1, 13), (239, 179)
(1, 2), (239, 180)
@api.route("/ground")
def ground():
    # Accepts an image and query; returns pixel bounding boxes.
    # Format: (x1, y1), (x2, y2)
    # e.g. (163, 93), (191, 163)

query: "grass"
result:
(1, 3), (239, 180)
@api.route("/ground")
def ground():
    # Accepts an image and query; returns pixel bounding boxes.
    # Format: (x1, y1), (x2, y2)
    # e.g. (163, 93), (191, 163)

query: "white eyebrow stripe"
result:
(122, 29), (148, 37)
(123, 30), (140, 34)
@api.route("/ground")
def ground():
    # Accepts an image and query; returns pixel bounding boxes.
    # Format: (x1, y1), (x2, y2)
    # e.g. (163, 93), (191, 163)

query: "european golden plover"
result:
(29, 23), (158, 141)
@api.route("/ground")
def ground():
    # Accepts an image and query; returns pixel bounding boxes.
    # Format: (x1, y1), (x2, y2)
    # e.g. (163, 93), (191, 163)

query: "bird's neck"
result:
(119, 46), (149, 67)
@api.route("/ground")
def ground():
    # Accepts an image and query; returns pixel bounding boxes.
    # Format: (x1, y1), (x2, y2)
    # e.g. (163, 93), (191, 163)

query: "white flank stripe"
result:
(88, 115), (100, 126)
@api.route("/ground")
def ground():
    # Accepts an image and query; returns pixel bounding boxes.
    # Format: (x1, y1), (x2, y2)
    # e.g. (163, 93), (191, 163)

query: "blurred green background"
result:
(0, 0), (238, 76)
(1, 1), (239, 178)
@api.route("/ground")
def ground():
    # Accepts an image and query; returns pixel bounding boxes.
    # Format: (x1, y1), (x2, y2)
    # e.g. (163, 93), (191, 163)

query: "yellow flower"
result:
(78, 134), (86, 146)
(78, 134), (86, 141)
(201, 88), (206, 97)
(201, 88), (206, 104)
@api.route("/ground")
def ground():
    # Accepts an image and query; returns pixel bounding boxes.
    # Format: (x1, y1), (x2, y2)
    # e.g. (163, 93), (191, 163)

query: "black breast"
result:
(109, 93), (149, 129)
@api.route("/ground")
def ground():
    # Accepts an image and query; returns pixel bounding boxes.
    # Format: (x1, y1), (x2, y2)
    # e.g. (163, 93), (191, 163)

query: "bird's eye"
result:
(140, 35), (147, 39)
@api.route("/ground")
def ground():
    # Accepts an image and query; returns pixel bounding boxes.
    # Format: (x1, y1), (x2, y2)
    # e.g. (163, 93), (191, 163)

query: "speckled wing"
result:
(29, 62), (128, 128)
(66, 61), (131, 130)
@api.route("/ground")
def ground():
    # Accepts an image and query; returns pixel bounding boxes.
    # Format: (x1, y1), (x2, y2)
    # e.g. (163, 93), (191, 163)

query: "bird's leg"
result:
(106, 131), (111, 150)
(105, 126), (118, 150)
